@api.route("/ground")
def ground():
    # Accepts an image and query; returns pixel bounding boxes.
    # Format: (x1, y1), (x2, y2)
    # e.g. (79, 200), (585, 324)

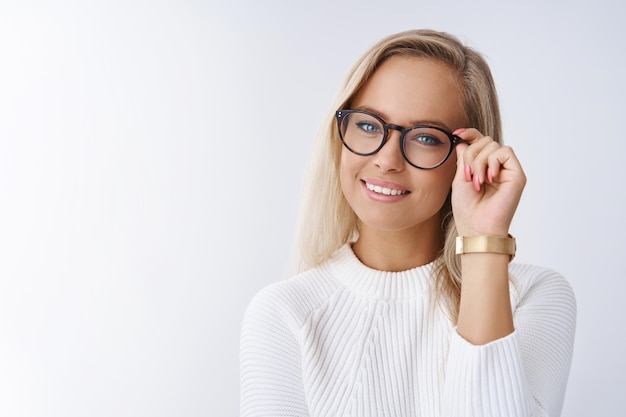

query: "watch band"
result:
(455, 234), (516, 261)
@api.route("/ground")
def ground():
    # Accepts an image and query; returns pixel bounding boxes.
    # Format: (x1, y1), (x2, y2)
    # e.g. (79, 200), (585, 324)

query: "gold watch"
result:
(455, 234), (516, 261)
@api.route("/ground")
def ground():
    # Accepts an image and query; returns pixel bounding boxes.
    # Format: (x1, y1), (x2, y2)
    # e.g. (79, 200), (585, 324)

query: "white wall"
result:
(1, 0), (623, 415)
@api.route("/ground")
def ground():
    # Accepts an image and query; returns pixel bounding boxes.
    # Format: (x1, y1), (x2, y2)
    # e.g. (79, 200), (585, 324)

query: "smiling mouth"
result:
(364, 181), (409, 196)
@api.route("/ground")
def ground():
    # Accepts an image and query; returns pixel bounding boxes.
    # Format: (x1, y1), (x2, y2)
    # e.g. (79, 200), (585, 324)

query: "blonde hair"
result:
(294, 29), (502, 322)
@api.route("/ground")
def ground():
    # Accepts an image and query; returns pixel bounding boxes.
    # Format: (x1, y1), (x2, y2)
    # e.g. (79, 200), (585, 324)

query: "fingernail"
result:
(473, 173), (481, 191)
(487, 168), (493, 184)
(453, 128), (466, 136)
(464, 164), (472, 182)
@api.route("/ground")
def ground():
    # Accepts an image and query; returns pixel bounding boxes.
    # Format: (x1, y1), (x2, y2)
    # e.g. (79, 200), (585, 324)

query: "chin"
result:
(356, 207), (445, 236)
(358, 216), (432, 234)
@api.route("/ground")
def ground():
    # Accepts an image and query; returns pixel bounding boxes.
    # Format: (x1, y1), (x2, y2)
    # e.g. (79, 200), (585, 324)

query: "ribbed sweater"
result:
(240, 244), (576, 417)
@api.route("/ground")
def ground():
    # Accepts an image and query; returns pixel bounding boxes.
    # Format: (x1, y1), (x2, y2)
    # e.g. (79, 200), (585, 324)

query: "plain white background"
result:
(1, 0), (624, 415)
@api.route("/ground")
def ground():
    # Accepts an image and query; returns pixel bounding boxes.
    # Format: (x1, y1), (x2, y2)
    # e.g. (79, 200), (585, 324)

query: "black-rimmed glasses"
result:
(335, 109), (466, 170)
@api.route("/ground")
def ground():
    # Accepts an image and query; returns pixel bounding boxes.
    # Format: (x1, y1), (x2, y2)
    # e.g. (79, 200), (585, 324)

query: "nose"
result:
(373, 129), (406, 172)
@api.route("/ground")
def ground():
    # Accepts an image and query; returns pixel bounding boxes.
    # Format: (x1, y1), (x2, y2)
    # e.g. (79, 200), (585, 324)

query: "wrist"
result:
(454, 226), (510, 238)
(455, 234), (516, 261)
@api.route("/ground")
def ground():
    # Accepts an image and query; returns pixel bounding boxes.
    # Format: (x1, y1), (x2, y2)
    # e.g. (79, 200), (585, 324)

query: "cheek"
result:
(441, 153), (457, 186)
(420, 156), (457, 203)
(339, 149), (362, 192)
(435, 150), (457, 187)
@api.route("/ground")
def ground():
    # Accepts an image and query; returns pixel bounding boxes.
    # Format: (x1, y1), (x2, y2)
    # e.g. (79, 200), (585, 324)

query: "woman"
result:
(240, 29), (576, 417)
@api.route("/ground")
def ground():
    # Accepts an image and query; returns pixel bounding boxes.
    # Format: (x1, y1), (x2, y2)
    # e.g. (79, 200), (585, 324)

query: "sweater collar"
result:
(327, 244), (434, 300)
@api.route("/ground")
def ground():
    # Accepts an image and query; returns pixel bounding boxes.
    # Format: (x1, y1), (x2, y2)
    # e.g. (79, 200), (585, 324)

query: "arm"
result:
(457, 252), (513, 344)
(443, 129), (576, 416)
(452, 128), (526, 345)
(443, 266), (576, 417)
(240, 287), (309, 417)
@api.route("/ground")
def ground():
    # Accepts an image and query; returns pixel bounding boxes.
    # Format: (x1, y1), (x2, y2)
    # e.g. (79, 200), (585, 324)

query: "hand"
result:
(451, 128), (526, 237)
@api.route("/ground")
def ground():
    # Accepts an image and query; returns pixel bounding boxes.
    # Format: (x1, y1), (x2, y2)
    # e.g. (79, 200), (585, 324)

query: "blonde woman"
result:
(240, 29), (576, 417)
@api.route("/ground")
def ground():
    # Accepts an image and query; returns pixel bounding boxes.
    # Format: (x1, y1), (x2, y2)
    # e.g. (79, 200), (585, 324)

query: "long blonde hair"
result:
(294, 29), (502, 322)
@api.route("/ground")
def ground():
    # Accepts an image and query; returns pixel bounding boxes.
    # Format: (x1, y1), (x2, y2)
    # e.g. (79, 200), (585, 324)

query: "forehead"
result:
(351, 56), (466, 129)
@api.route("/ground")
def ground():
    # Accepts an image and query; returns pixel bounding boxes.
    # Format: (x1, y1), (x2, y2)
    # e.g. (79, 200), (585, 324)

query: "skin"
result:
(340, 56), (526, 345)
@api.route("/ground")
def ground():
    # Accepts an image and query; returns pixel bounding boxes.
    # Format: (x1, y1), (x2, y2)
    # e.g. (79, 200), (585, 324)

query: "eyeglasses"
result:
(335, 109), (466, 170)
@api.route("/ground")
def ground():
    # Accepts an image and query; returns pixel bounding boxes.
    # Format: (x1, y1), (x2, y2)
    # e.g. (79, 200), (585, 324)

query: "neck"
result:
(352, 216), (442, 272)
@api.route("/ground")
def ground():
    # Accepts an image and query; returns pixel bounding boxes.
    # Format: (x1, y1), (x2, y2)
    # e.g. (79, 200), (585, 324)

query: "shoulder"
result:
(243, 262), (341, 331)
(508, 263), (577, 314)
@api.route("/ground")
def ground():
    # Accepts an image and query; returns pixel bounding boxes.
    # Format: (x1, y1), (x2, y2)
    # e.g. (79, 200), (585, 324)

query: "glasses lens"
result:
(403, 127), (452, 169)
(339, 112), (384, 154)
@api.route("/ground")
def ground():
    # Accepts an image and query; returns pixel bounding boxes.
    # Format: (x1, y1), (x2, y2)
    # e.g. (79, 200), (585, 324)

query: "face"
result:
(340, 56), (466, 235)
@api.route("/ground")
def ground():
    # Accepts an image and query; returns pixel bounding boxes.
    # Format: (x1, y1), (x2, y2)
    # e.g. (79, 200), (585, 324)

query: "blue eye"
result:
(355, 121), (381, 134)
(410, 134), (444, 146)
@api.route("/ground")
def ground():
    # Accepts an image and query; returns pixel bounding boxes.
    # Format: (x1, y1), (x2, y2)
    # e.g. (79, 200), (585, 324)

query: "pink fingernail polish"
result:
(453, 128), (466, 136)
(464, 164), (472, 182)
(473, 173), (481, 191)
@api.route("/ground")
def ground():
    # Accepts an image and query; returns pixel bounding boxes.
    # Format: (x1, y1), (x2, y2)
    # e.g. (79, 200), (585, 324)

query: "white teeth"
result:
(366, 182), (407, 195)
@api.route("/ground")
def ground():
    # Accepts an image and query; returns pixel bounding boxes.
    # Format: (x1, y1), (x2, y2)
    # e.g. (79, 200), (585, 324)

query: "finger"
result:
(453, 127), (486, 145)
(453, 129), (504, 187)
(454, 142), (471, 183)
(487, 146), (526, 183)
(454, 129), (500, 167)
(462, 136), (497, 164)
(461, 137), (498, 189)
(454, 129), (486, 183)
(469, 141), (501, 185)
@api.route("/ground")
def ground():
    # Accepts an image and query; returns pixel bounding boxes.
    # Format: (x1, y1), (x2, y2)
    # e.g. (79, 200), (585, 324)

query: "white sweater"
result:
(240, 244), (576, 417)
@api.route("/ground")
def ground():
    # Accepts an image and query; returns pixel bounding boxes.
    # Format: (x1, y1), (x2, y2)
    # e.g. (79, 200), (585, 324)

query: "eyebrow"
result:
(354, 105), (455, 132)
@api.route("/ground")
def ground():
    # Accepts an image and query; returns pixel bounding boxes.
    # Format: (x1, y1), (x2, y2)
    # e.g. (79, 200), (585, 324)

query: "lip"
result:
(361, 178), (410, 202)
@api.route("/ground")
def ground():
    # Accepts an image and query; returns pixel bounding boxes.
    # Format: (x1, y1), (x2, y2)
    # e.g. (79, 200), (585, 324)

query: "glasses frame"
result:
(335, 109), (466, 170)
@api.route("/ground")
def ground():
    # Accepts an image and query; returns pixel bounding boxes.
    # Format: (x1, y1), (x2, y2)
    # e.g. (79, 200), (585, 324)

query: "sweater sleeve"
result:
(240, 285), (310, 417)
(442, 265), (577, 417)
